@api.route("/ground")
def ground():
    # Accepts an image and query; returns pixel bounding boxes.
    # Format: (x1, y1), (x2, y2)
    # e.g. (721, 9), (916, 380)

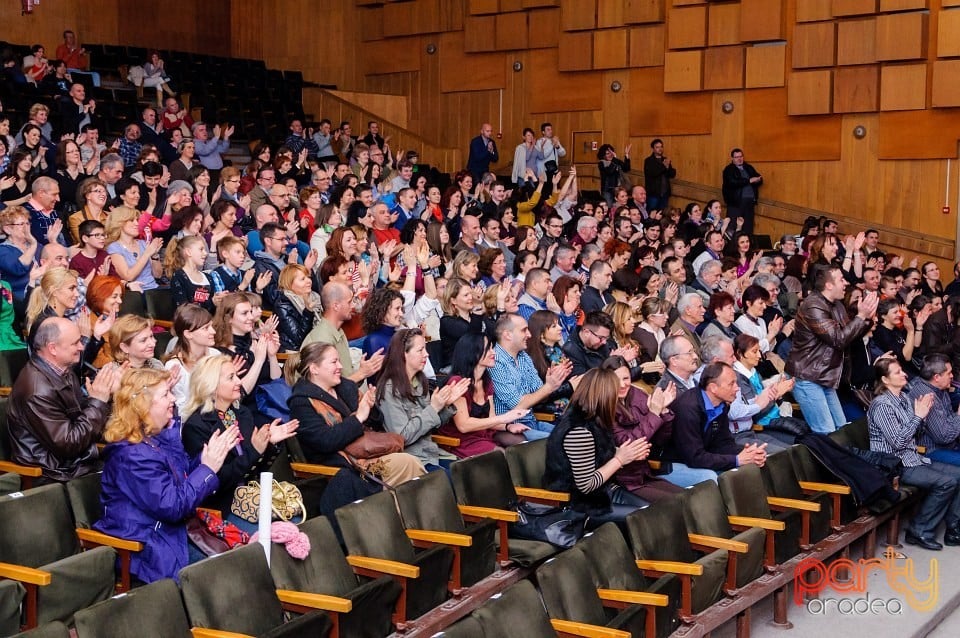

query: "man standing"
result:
(490, 313), (573, 439)
(643, 139), (676, 212)
(57, 82), (96, 139)
(786, 266), (876, 433)
(392, 187), (418, 231)
(192, 121), (232, 185)
(284, 119), (319, 158)
(9, 318), (120, 483)
(535, 122), (565, 177)
(721, 148), (762, 235)
(467, 123), (499, 181)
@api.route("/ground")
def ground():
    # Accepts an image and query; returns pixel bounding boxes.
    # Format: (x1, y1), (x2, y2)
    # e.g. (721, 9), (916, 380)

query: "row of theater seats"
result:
(0, 416), (919, 638)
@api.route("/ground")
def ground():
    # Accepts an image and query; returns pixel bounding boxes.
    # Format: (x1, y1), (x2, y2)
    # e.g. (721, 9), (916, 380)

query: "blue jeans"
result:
(792, 379), (846, 433)
(928, 449), (960, 467)
(523, 421), (553, 441)
(663, 463), (717, 487)
(901, 462), (960, 537)
(647, 194), (668, 213)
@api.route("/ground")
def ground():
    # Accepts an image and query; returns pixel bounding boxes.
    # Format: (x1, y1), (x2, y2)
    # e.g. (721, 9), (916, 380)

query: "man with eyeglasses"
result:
(563, 311), (637, 377)
(538, 212), (565, 259)
(252, 221), (295, 311)
(248, 166), (276, 213)
(657, 335), (700, 392)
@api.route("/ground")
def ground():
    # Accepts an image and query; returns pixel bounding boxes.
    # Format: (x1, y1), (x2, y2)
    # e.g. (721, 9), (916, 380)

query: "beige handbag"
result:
(231, 479), (305, 523)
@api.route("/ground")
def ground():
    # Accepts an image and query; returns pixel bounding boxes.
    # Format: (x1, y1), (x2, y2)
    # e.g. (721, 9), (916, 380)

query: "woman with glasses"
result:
(0, 206), (39, 319)
(635, 297), (670, 384)
(68, 178), (111, 246)
(53, 139), (88, 220)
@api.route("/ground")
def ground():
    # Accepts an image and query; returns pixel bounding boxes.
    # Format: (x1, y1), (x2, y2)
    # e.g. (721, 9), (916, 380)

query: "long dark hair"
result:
(526, 310), (557, 380)
(376, 328), (426, 403)
(449, 332), (490, 381)
(568, 368), (619, 430)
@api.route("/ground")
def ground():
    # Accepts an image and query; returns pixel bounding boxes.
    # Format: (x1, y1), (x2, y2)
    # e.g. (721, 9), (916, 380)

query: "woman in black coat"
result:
(274, 264), (322, 352)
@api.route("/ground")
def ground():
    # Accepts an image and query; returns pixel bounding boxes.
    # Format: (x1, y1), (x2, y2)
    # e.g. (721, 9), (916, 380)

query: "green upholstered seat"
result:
(0, 580), (26, 637)
(719, 464), (803, 565)
(179, 544), (332, 637)
(74, 579), (191, 638)
(0, 484), (116, 626)
(9, 621), (70, 638)
(335, 489), (453, 621)
(450, 451), (557, 566)
(504, 439), (548, 488)
(394, 471), (498, 588)
(470, 580), (557, 637)
(268, 516), (401, 638)
(761, 449), (833, 543)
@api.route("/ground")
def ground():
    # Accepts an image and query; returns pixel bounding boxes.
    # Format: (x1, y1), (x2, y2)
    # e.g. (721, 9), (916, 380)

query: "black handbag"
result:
(509, 501), (588, 549)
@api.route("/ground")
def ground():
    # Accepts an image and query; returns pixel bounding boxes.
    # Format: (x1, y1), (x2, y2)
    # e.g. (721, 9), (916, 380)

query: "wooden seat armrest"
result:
(728, 516), (786, 531)
(767, 496), (821, 512)
(0, 562), (51, 586)
(533, 412), (556, 423)
(276, 589), (352, 613)
(76, 528), (143, 552)
(648, 460), (662, 470)
(596, 589), (669, 607)
(289, 462), (341, 477)
(550, 619), (630, 638)
(798, 481), (851, 495)
(431, 434), (460, 447)
(635, 559), (703, 576)
(191, 630), (254, 638)
(405, 529), (473, 547)
(0, 461), (43, 477)
(515, 486), (571, 503)
(153, 320), (173, 329)
(916, 445), (927, 454)
(688, 533), (749, 553)
(458, 504), (519, 522)
(346, 555), (419, 578)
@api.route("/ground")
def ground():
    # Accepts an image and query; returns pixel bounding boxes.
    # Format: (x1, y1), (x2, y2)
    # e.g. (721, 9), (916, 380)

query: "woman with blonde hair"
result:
(166, 234), (214, 312)
(106, 314), (162, 370)
(182, 354), (299, 525)
(450, 250), (480, 285)
(274, 263), (322, 352)
(0, 205), (40, 316)
(95, 367), (238, 583)
(106, 205), (162, 291)
(26, 267), (111, 350)
(605, 300), (651, 381)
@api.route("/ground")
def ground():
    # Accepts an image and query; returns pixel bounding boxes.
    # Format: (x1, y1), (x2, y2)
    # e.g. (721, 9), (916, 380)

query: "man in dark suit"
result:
(466, 123), (499, 182)
(666, 362), (768, 474)
(721, 147), (762, 235)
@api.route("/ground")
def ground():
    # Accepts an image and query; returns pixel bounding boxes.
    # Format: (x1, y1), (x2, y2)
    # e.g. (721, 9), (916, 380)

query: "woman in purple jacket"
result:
(95, 367), (238, 584)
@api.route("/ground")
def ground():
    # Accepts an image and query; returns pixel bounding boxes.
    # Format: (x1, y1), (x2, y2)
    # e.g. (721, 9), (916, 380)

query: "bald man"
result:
(302, 282), (384, 383)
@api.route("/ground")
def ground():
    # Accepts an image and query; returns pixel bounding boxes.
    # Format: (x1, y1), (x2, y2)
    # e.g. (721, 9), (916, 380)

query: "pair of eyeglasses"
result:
(583, 328), (609, 344)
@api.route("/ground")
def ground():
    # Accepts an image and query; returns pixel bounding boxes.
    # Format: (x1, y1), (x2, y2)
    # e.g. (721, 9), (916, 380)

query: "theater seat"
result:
(179, 544), (332, 637)
(0, 485), (116, 629)
(267, 516), (401, 638)
(74, 579), (190, 638)
(0, 580), (25, 636)
(9, 621), (70, 638)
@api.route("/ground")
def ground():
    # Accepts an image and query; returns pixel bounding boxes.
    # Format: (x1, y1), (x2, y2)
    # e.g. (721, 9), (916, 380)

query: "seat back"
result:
(394, 471), (467, 534)
(625, 496), (697, 564)
(0, 349), (28, 388)
(761, 448), (804, 500)
(450, 451), (517, 510)
(0, 580), (25, 638)
(0, 484), (80, 567)
(505, 439), (548, 489)
(65, 472), (103, 529)
(718, 465), (774, 519)
(439, 614), (485, 638)
(831, 416), (867, 448)
(118, 290), (146, 318)
(179, 544), (285, 636)
(0, 394), (14, 462)
(578, 523), (648, 592)
(471, 580), (555, 638)
(681, 479), (735, 539)
(268, 517), (360, 597)
(144, 289), (176, 322)
(74, 579), (191, 638)
(335, 489), (417, 564)
(536, 548), (610, 628)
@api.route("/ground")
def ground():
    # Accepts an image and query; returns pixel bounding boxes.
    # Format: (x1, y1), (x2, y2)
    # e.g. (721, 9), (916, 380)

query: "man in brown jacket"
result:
(785, 266), (877, 434)
(8, 317), (120, 483)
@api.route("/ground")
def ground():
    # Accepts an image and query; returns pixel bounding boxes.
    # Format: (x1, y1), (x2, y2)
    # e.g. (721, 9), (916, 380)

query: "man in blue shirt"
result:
(489, 313), (572, 440)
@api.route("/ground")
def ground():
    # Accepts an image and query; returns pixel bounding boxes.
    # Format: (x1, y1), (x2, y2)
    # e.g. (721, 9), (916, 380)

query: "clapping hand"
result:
(251, 418), (300, 453)
(649, 382), (676, 415)
(201, 425), (241, 473)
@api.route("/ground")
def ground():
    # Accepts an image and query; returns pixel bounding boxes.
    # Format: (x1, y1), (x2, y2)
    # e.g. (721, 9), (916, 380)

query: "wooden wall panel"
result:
(793, 22), (837, 68)
(746, 43), (787, 87)
(797, 0), (834, 22)
(119, 0), (232, 57)
(703, 46), (745, 90)
(668, 6), (708, 49)
(663, 50), (704, 91)
(625, 0), (666, 23)
(0, 0), (121, 54)
(879, 64), (927, 110)
(788, 70), (834, 114)
(932, 60), (960, 107)
(597, 0), (625, 27)
(470, 0), (500, 14)
(561, 0), (597, 30)
(708, 3), (741, 46)
(629, 25), (667, 66)
(745, 88), (842, 159)
(938, 9), (960, 58)
(879, 110), (960, 158)
(527, 9), (561, 48)
(495, 11), (529, 50)
(592, 29), (630, 69)
(465, 16), (497, 52)
(527, 49), (603, 111)
(878, 0), (927, 10)
(832, 0), (879, 16)
(875, 11), (928, 60)
(740, 0), (786, 42)
(836, 18), (877, 65)
(833, 65), (879, 112)
(438, 33), (506, 92)
(628, 68), (712, 134)
(558, 32), (594, 70)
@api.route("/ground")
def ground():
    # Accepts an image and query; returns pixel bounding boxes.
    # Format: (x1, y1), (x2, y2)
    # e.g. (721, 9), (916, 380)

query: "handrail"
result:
(303, 88), (463, 173)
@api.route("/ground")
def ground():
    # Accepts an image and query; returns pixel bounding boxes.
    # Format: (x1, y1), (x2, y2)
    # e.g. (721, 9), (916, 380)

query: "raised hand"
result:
(46, 219), (63, 244)
(255, 270), (272, 292)
(93, 310), (116, 340)
(86, 362), (123, 402)
(201, 425), (241, 473)
(357, 349), (385, 378)
(914, 393), (934, 419)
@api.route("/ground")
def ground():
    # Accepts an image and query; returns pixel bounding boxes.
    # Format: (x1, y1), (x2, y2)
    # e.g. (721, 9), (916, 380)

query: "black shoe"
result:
(944, 527), (960, 546)
(905, 531), (943, 551)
